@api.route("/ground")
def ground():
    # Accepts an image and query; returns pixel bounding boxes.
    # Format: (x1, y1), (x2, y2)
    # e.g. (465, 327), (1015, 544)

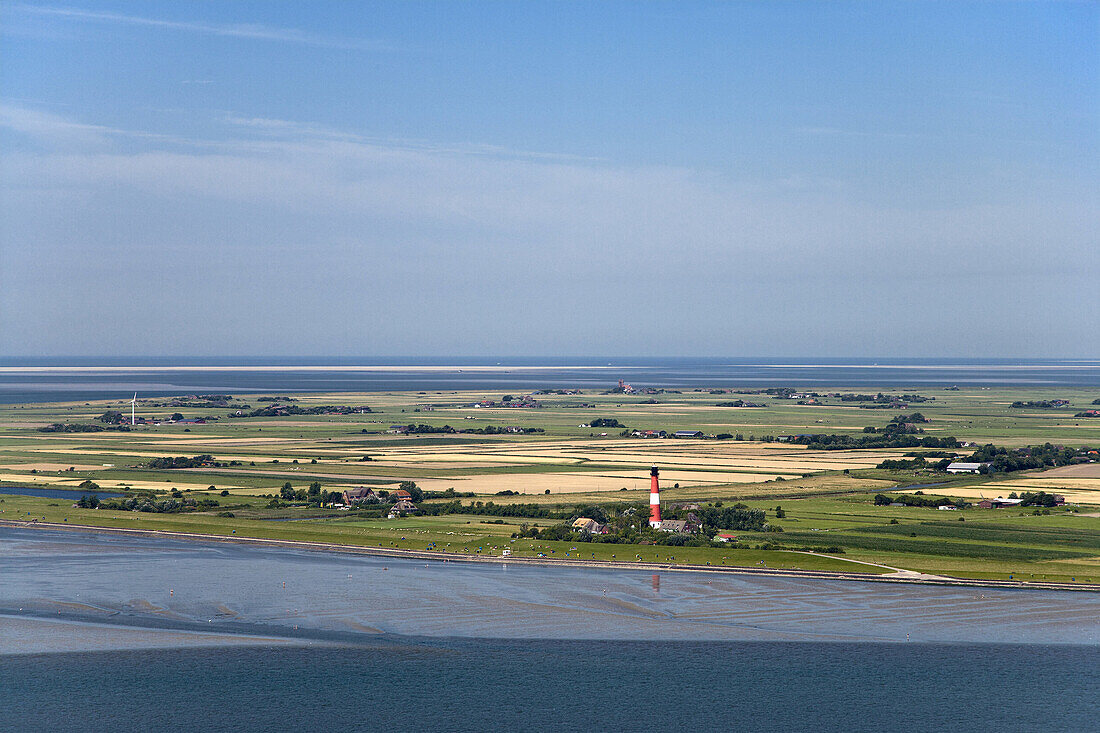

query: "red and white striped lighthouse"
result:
(648, 466), (662, 528)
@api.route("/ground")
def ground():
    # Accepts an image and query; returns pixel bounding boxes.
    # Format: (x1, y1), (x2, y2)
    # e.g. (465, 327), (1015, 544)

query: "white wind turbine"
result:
(130, 393), (137, 426)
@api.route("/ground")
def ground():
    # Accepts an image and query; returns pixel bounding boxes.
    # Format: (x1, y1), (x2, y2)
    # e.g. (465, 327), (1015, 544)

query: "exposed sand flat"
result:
(0, 616), (306, 654)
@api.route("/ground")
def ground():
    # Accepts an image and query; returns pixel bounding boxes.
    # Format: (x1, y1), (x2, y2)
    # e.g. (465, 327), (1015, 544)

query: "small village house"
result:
(342, 486), (377, 505)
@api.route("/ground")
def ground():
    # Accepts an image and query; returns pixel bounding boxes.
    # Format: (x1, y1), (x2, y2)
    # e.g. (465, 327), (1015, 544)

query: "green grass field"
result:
(1, 384), (1098, 583)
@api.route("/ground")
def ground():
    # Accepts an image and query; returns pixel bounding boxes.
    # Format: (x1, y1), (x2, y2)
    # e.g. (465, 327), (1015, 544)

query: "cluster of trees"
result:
(147, 454), (240, 469)
(87, 495), (221, 513)
(465, 425), (545, 435)
(864, 423), (924, 436)
(37, 423), (121, 433)
(231, 404), (370, 418)
(876, 456), (947, 471)
(419, 500), (570, 519)
(874, 493), (961, 508)
(777, 433), (959, 451)
(890, 412), (930, 424)
(535, 523), (717, 547)
(875, 442), (1093, 475)
(1010, 401), (1065, 409)
(503, 501), (771, 547)
(1075, 412), (1100, 418)
(265, 481), (472, 510)
(275, 481), (342, 506)
(1014, 491), (1062, 507)
(589, 418), (625, 428)
(714, 400), (766, 408)
(400, 423), (456, 434)
(841, 393), (933, 403)
(393, 423), (544, 435)
(678, 504), (768, 531)
(422, 487), (476, 500)
(962, 444), (1079, 473)
(256, 396), (298, 402)
(168, 396), (251, 409)
(138, 395), (247, 409)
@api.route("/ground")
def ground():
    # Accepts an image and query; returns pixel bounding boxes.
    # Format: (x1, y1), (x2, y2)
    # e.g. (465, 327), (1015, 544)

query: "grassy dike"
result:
(4, 489), (1099, 585)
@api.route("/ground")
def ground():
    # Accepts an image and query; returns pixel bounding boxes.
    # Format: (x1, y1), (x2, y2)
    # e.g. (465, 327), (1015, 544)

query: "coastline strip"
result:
(3, 519), (1097, 593)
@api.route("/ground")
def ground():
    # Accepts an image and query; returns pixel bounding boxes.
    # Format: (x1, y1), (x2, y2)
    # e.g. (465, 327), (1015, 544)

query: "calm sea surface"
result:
(1, 357), (1098, 404)
(2, 527), (1098, 731)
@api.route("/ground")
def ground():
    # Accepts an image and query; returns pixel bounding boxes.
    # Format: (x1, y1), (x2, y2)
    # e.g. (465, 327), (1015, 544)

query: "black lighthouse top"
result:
(650, 466), (659, 477)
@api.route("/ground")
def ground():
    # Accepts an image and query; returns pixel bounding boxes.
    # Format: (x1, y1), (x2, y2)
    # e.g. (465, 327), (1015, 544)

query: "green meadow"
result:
(1, 384), (1098, 583)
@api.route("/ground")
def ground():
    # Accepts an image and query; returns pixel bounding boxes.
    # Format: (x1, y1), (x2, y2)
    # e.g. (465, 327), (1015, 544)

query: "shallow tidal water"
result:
(2, 356), (1098, 404)
(2, 527), (1098, 731)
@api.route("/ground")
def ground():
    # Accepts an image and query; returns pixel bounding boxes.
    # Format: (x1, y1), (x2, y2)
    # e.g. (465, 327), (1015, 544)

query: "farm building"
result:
(656, 519), (698, 535)
(342, 487), (377, 504)
(387, 499), (419, 517)
(571, 517), (608, 534)
(946, 462), (990, 474)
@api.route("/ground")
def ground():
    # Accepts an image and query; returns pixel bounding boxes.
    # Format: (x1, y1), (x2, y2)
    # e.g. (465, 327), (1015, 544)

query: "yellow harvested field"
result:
(939, 477), (1100, 505)
(377, 452), (570, 465)
(0, 462), (106, 472)
(143, 437), (306, 445)
(944, 487), (1100, 504)
(12, 448), (291, 463)
(366, 461), (518, 469)
(983, 478), (1100, 491)
(0, 473), (247, 493)
(360, 440), (891, 474)
(481, 474), (896, 504)
(1037, 464), (1100, 478)
(411, 470), (793, 494)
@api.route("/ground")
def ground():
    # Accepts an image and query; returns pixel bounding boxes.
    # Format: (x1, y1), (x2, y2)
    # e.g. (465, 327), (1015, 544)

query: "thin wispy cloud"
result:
(222, 114), (604, 162)
(2, 102), (1095, 357)
(8, 4), (396, 51)
(0, 102), (217, 149)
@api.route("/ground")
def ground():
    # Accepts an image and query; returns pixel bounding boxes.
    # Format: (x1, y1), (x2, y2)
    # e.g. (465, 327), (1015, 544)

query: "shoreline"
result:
(4, 519), (1097, 593)
(0, 365), (633, 373)
(0, 362), (1097, 373)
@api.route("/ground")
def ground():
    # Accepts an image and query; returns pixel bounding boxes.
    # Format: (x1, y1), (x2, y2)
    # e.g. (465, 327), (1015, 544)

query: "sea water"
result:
(1, 527), (1098, 731)
(1, 356), (1098, 404)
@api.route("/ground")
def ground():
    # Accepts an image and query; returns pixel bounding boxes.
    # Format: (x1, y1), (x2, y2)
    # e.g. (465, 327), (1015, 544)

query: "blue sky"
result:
(1, 1), (1096, 357)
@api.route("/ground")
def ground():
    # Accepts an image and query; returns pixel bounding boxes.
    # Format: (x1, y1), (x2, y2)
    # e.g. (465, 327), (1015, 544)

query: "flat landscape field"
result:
(1, 384), (1098, 583)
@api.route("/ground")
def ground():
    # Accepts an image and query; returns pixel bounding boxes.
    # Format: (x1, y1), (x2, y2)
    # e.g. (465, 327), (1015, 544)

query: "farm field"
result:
(1, 384), (1098, 584)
